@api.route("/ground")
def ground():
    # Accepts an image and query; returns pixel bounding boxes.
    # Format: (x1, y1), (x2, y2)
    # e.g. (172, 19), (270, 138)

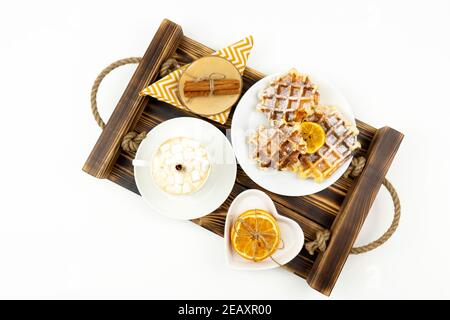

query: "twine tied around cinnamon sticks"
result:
(183, 72), (241, 98)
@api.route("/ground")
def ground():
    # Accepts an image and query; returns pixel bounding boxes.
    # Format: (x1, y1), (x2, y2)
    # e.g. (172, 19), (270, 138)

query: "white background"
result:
(0, 0), (449, 299)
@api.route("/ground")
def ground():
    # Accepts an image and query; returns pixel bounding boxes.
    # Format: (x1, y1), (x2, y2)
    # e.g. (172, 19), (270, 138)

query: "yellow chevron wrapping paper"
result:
(140, 36), (254, 124)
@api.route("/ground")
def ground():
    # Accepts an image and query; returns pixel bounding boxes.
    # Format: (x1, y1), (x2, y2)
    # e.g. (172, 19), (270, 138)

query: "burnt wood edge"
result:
(82, 19), (183, 178)
(306, 126), (404, 296)
(81, 20), (405, 295)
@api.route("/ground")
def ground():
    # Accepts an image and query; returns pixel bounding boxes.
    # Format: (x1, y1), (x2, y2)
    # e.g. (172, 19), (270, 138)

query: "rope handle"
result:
(90, 57), (142, 130)
(90, 58), (401, 255)
(90, 57), (183, 152)
(305, 157), (401, 255)
(350, 177), (400, 254)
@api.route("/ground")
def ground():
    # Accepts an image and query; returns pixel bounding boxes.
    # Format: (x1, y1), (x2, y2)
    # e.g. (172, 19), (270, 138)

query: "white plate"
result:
(231, 72), (356, 196)
(225, 189), (304, 270)
(133, 117), (237, 220)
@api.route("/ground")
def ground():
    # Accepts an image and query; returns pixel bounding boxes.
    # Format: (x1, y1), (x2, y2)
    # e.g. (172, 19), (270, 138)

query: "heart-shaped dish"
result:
(224, 189), (304, 270)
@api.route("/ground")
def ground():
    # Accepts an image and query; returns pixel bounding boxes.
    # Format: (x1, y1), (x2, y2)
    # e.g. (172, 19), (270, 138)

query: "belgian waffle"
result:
(297, 106), (360, 182)
(256, 68), (319, 124)
(248, 123), (307, 171)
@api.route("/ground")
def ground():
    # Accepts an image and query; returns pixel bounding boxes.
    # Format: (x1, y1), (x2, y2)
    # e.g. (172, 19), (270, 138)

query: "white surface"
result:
(0, 0), (449, 299)
(133, 117), (236, 220)
(225, 189), (304, 270)
(231, 72), (355, 196)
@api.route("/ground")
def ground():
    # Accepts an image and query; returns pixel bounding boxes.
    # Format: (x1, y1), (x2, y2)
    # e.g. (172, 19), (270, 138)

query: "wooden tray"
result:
(83, 19), (403, 296)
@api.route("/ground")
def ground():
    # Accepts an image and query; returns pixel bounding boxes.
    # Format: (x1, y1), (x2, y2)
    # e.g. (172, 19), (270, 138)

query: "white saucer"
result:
(133, 117), (237, 220)
(231, 72), (356, 196)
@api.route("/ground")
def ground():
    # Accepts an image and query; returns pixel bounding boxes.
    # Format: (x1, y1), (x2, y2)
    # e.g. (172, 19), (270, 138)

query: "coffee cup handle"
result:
(132, 159), (151, 167)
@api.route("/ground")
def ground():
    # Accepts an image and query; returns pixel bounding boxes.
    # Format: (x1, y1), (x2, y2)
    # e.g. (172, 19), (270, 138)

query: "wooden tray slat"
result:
(307, 127), (403, 295)
(86, 19), (403, 296)
(83, 19), (183, 178)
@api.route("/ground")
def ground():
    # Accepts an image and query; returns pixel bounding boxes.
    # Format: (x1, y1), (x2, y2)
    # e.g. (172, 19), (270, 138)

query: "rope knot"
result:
(305, 230), (330, 255)
(159, 58), (180, 77)
(121, 131), (147, 153)
(344, 156), (366, 178)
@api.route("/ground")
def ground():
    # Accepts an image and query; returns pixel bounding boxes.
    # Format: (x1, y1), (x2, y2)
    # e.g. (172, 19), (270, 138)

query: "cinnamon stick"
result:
(184, 89), (241, 97)
(183, 79), (240, 97)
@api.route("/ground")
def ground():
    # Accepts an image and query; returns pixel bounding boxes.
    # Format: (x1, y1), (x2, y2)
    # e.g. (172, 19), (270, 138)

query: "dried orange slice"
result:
(231, 209), (280, 262)
(300, 121), (326, 154)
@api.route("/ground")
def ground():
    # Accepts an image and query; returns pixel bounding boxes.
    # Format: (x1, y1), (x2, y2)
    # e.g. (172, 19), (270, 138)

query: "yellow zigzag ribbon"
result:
(140, 36), (254, 124)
